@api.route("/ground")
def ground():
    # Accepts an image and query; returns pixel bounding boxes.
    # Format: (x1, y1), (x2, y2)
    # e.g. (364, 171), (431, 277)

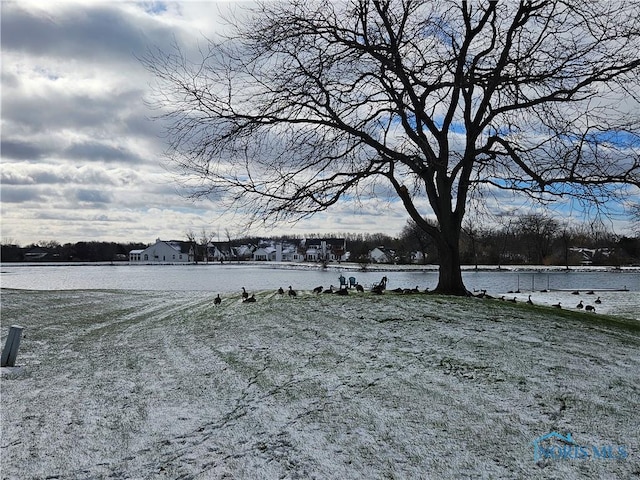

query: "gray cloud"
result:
(64, 141), (143, 165)
(2, 86), (147, 134)
(75, 188), (112, 204)
(1, 3), (162, 63)
(1, 140), (48, 161)
(0, 185), (44, 203)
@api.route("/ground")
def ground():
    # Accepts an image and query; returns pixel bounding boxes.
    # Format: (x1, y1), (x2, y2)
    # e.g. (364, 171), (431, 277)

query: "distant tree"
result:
(400, 219), (437, 264)
(198, 229), (216, 263)
(513, 213), (559, 264)
(146, 0), (640, 294)
(630, 203), (640, 238)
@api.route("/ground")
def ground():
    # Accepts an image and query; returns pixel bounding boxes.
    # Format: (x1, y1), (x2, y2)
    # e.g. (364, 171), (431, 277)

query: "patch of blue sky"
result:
(142, 2), (168, 16)
(395, 111), (468, 136)
(585, 130), (640, 148)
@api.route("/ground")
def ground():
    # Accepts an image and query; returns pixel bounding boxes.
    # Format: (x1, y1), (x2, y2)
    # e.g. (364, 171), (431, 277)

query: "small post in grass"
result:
(1, 325), (24, 368)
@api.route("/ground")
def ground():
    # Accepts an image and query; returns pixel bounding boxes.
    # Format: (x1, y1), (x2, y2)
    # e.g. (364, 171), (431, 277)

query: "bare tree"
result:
(199, 228), (216, 263)
(630, 203), (640, 237)
(513, 213), (559, 264)
(401, 219), (437, 264)
(145, 0), (640, 294)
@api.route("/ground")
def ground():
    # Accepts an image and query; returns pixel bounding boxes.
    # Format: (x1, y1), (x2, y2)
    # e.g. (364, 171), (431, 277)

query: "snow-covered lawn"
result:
(1, 289), (639, 479)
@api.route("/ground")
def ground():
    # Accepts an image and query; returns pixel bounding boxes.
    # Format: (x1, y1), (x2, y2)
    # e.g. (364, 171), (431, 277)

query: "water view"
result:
(2, 263), (638, 320)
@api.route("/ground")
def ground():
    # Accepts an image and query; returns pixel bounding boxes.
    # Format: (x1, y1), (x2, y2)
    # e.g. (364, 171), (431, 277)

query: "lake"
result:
(1, 262), (638, 319)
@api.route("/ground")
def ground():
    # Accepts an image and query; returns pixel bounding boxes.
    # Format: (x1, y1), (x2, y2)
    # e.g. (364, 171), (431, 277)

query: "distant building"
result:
(304, 238), (347, 262)
(253, 246), (277, 261)
(369, 246), (396, 264)
(129, 239), (194, 263)
(23, 247), (53, 261)
(233, 244), (255, 261)
(205, 243), (229, 262)
(569, 247), (612, 265)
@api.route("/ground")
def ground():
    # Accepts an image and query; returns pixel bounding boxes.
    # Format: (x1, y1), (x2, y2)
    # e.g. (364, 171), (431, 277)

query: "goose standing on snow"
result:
(241, 287), (249, 300)
(313, 286), (323, 294)
(277, 287), (285, 295)
(243, 294), (256, 303)
(288, 286), (297, 297)
(576, 300), (584, 309)
(595, 296), (602, 304)
(214, 294), (222, 306)
(527, 295), (533, 305)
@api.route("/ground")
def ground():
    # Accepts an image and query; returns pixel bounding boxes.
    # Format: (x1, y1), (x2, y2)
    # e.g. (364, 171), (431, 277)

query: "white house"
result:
(129, 239), (194, 263)
(206, 243), (229, 262)
(253, 246), (277, 261)
(369, 246), (396, 264)
(304, 238), (347, 262)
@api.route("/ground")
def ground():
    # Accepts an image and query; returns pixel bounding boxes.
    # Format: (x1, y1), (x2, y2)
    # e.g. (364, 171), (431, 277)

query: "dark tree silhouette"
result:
(144, 0), (640, 295)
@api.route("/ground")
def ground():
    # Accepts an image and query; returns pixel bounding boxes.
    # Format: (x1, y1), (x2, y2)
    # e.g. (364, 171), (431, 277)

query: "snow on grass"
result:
(1, 289), (639, 479)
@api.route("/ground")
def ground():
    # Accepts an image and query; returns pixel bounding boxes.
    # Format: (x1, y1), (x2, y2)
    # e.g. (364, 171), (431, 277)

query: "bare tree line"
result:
(3, 207), (638, 265)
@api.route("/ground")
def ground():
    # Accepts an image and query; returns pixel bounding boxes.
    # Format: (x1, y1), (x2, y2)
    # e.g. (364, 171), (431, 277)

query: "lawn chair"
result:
(339, 275), (348, 289)
(371, 275), (388, 294)
(349, 276), (357, 289)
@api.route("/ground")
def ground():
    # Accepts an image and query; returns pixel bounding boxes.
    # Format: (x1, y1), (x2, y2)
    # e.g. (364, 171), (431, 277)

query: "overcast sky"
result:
(1, 1), (638, 246)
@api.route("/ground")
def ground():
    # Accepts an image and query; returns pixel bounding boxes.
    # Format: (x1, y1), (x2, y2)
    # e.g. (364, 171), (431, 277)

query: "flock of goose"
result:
(211, 278), (604, 312)
(473, 288), (603, 312)
(551, 291), (603, 312)
(214, 283), (372, 305)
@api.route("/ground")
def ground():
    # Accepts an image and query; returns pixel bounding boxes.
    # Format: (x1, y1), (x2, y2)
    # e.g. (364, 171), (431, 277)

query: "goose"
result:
(277, 287), (285, 295)
(527, 295), (534, 305)
(313, 285), (323, 294)
(241, 287), (249, 300)
(335, 287), (349, 296)
(214, 294), (222, 306)
(355, 284), (364, 293)
(508, 297), (517, 303)
(594, 297), (602, 304)
(553, 302), (562, 309)
(243, 294), (256, 303)
(288, 286), (297, 297)
(586, 290), (595, 295)
(571, 290), (580, 295)
(576, 300), (584, 309)
(323, 285), (334, 294)
(585, 305), (596, 312)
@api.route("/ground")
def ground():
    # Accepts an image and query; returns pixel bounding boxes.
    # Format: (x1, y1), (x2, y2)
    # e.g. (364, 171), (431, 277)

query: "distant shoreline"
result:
(3, 260), (640, 274)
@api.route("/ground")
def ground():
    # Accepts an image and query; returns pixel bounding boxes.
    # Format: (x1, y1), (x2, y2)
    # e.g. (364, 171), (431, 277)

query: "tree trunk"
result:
(434, 227), (468, 296)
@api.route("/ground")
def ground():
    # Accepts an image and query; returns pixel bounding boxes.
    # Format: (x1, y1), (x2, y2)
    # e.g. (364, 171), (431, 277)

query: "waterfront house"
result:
(129, 239), (194, 263)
